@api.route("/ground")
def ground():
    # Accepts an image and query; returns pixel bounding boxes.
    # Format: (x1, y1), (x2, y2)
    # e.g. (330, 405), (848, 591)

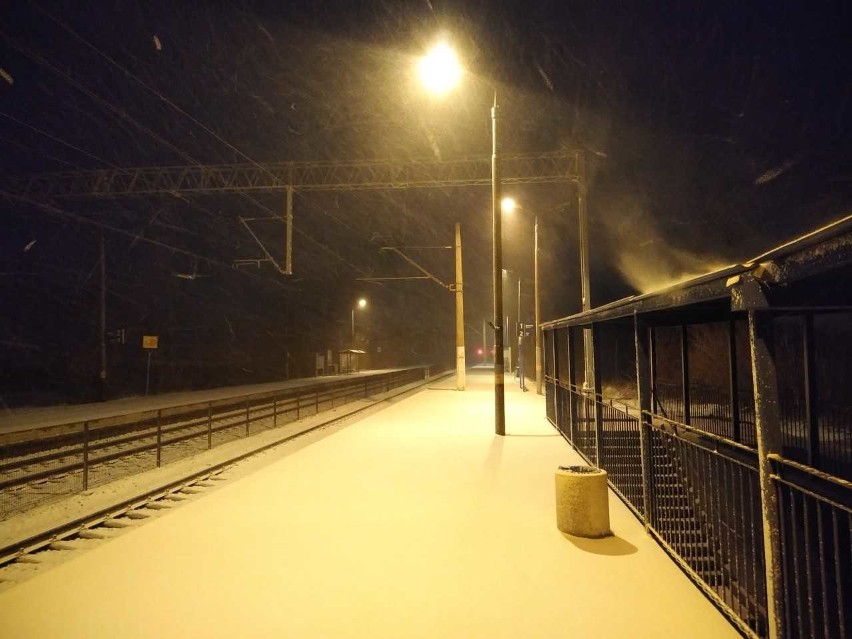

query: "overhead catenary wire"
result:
(24, 3), (379, 277)
(0, 190), (295, 291)
(0, 30), (370, 278)
(0, 29), (292, 273)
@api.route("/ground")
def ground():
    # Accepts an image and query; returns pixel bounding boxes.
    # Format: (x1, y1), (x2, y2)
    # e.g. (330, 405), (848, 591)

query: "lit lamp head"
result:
(501, 197), (517, 214)
(357, 298), (367, 309)
(418, 42), (462, 95)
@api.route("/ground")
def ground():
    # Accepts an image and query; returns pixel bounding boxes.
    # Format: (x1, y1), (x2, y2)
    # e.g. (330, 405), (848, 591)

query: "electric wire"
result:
(22, 5), (376, 276)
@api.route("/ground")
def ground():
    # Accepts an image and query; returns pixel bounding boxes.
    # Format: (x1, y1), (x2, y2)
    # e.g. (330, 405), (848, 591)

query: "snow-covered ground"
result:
(0, 368), (739, 638)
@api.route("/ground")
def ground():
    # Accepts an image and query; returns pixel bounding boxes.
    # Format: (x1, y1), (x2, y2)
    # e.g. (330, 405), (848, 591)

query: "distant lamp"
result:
(418, 42), (462, 95)
(501, 197), (517, 214)
(352, 298), (368, 339)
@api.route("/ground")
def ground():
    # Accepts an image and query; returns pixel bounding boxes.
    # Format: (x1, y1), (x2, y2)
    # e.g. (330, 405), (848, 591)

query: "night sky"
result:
(1, 0), (850, 403)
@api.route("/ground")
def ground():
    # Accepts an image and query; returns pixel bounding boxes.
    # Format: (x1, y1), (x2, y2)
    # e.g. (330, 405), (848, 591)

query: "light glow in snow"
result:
(417, 42), (462, 95)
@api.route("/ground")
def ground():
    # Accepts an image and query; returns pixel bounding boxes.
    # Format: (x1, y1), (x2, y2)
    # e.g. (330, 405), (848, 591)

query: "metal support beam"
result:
(634, 313), (653, 526)
(680, 324), (691, 425)
(239, 216), (288, 274)
(650, 326), (658, 415)
(284, 187), (293, 275)
(578, 151), (594, 391)
(728, 316), (742, 443)
(379, 247), (451, 289)
(566, 327), (577, 442)
(534, 214), (543, 395)
(483, 319), (488, 366)
(5, 151), (581, 198)
(98, 230), (107, 402)
(747, 309), (785, 639)
(803, 313), (820, 467)
(591, 323), (604, 466)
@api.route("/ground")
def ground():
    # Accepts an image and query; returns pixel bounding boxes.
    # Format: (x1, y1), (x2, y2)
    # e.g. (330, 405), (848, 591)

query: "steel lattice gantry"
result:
(2, 150), (580, 198)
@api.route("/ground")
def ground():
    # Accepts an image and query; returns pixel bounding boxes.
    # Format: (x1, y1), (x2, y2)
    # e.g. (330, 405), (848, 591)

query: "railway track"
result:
(0, 369), (451, 590)
(0, 368), (427, 518)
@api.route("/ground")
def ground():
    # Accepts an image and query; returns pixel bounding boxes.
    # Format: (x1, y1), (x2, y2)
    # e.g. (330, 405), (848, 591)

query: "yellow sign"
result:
(142, 335), (159, 349)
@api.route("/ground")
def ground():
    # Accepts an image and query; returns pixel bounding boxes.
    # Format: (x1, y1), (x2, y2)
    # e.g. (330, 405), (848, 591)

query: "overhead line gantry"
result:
(2, 150), (581, 198)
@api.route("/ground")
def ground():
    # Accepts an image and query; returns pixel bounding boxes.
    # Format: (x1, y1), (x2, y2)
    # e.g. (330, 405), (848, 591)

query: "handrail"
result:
(0, 368), (426, 445)
(642, 409), (758, 456)
(768, 453), (852, 491)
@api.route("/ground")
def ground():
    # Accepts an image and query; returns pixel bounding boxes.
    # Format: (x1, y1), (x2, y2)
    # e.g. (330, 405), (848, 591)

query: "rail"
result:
(0, 367), (430, 519)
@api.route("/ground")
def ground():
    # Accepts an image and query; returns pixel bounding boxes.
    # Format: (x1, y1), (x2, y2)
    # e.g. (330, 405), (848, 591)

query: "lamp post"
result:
(501, 197), (543, 395)
(418, 41), (504, 435)
(351, 297), (367, 341)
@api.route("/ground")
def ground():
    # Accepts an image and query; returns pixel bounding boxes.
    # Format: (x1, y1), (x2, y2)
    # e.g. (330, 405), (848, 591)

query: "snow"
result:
(0, 368), (739, 638)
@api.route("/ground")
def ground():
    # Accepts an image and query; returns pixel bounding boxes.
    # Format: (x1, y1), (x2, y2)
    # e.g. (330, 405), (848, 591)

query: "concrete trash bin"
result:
(554, 465), (611, 538)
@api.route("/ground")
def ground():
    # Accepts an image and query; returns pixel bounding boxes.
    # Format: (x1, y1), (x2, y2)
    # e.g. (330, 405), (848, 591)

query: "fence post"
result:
(728, 316), (742, 443)
(274, 397), (279, 426)
(649, 326), (658, 412)
(591, 323), (604, 467)
(680, 324), (691, 425)
(549, 328), (559, 428)
(156, 410), (162, 468)
(315, 389), (319, 414)
(207, 404), (212, 449)
(245, 399), (250, 437)
(802, 313), (820, 467)
(748, 308), (784, 639)
(82, 421), (90, 491)
(566, 327), (577, 443)
(634, 313), (653, 527)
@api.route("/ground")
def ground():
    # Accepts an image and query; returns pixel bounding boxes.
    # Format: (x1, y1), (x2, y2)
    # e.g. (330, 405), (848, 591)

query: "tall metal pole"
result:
(534, 214), (543, 395)
(351, 308), (355, 340)
(492, 91), (505, 436)
(748, 308), (785, 639)
(517, 276), (522, 380)
(284, 187), (293, 275)
(577, 150), (594, 388)
(98, 230), (107, 402)
(483, 318), (487, 365)
(454, 223), (466, 390)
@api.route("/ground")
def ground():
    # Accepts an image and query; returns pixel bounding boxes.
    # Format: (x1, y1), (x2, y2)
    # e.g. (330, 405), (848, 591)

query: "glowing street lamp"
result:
(417, 43), (462, 95)
(418, 40), (506, 436)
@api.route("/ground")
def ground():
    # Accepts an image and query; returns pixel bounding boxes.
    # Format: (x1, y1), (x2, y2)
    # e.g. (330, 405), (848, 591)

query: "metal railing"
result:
(546, 374), (769, 638)
(771, 455), (851, 639)
(0, 368), (429, 519)
(599, 400), (645, 517)
(546, 367), (852, 639)
(647, 417), (767, 637)
(654, 380), (851, 479)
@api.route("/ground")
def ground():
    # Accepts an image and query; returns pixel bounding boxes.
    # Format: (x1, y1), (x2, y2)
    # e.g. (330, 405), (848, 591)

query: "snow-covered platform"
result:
(0, 368), (739, 638)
